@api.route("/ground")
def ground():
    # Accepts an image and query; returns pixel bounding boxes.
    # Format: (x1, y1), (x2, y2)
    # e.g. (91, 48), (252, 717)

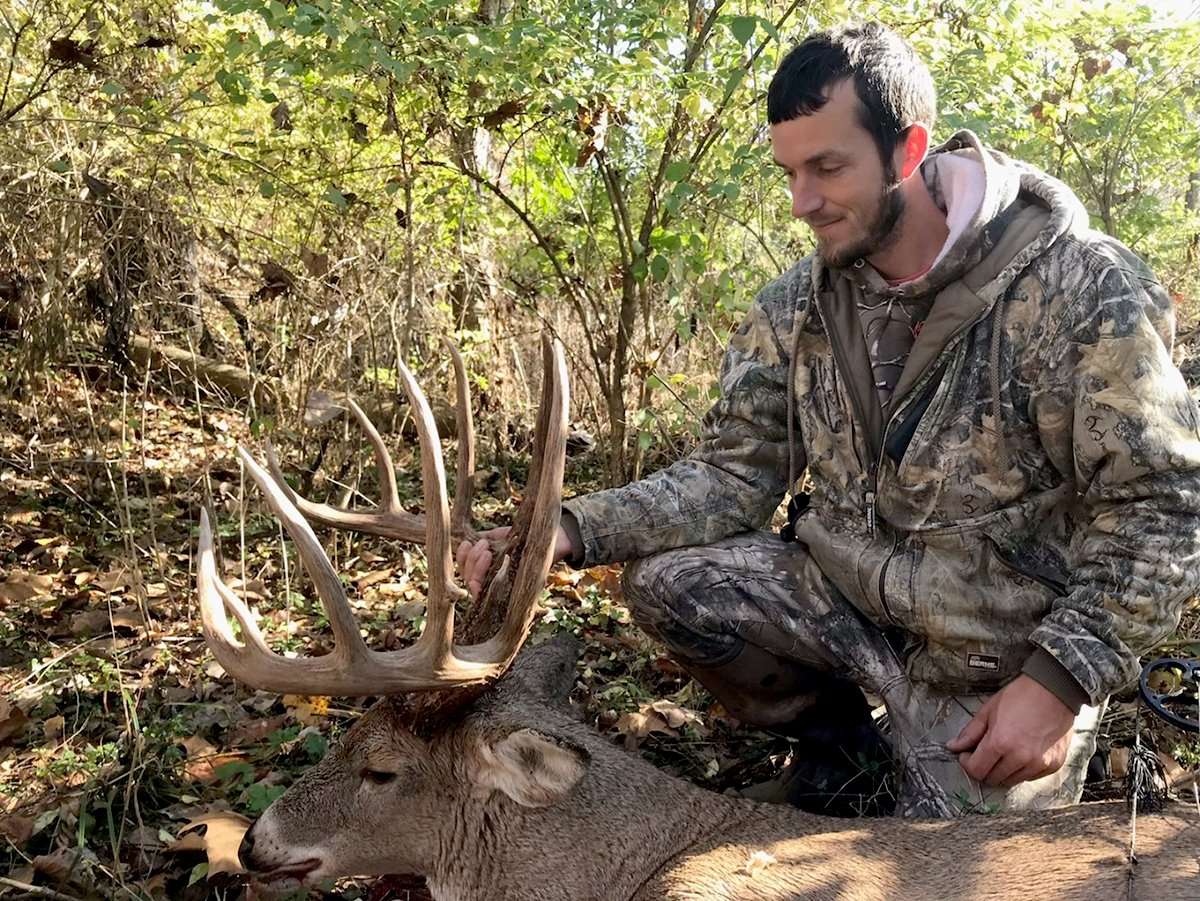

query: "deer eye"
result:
(362, 768), (398, 785)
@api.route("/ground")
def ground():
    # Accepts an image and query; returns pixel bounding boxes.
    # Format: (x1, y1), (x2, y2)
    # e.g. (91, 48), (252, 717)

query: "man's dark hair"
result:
(767, 23), (936, 168)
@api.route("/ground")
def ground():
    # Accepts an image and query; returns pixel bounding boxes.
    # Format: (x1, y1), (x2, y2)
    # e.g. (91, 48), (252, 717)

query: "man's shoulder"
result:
(1032, 223), (1161, 294)
(753, 256), (816, 313)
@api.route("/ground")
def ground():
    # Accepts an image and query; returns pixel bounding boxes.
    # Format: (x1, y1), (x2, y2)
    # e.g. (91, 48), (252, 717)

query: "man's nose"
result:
(789, 178), (822, 219)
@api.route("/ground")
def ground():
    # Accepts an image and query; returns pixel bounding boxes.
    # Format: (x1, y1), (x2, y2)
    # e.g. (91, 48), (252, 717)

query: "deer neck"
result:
(428, 759), (747, 900)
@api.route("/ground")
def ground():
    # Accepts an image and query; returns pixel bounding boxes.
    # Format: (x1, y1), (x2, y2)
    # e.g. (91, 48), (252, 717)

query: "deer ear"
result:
(472, 728), (588, 808)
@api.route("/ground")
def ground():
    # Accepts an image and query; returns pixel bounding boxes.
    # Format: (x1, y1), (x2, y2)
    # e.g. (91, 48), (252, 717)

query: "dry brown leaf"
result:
(355, 569), (395, 589)
(180, 735), (249, 783)
(614, 710), (676, 750)
(110, 605), (146, 630)
(1157, 751), (1199, 790)
(547, 569), (584, 588)
(96, 569), (130, 592)
(69, 605), (145, 637)
(227, 714), (288, 747)
(167, 810), (251, 875)
(284, 694), (331, 724)
(42, 714), (65, 746)
(0, 571), (55, 604)
(0, 813), (34, 845)
(68, 609), (110, 636)
(649, 699), (706, 733)
(0, 698), (29, 744)
(32, 847), (94, 886)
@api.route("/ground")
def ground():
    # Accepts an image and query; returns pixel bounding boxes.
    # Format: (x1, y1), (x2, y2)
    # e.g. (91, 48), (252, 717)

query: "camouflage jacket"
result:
(564, 131), (1200, 706)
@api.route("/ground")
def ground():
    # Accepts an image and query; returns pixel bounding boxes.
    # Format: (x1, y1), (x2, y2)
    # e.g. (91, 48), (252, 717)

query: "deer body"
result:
(242, 639), (1199, 901)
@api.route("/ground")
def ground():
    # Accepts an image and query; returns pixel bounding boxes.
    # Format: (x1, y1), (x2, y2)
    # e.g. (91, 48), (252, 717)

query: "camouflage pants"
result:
(622, 530), (1102, 817)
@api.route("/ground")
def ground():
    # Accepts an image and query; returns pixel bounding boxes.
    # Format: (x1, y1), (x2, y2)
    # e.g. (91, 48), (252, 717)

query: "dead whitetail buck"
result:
(197, 338), (1198, 900)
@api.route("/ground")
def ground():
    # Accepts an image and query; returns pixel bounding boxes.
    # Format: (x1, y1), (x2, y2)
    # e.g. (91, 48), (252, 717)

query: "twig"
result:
(0, 876), (83, 901)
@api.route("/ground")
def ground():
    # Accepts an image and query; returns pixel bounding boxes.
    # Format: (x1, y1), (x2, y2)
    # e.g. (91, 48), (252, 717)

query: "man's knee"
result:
(620, 549), (740, 664)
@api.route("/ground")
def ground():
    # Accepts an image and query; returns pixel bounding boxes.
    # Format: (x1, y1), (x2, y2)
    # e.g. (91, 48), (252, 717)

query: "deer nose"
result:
(239, 825), (257, 869)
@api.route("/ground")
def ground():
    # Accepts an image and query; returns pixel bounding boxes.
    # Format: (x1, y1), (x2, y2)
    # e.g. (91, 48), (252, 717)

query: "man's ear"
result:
(896, 123), (930, 180)
(471, 728), (589, 808)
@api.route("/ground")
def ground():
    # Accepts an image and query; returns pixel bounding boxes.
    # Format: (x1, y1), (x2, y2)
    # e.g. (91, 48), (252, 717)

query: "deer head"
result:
(197, 337), (608, 894)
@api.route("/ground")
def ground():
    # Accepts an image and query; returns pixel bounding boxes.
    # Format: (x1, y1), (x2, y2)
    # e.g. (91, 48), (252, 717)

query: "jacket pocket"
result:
(901, 525), (1061, 692)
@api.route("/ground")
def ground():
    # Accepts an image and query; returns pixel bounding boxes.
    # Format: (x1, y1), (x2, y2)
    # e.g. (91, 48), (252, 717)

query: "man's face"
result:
(770, 79), (905, 268)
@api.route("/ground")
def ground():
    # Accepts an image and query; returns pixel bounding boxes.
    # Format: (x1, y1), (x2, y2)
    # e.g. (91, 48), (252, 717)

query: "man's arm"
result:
(1027, 238), (1200, 704)
(563, 267), (808, 569)
(951, 238), (1200, 787)
(457, 268), (808, 589)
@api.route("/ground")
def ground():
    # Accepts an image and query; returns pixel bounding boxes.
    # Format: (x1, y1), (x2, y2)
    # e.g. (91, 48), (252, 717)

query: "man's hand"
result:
(945, 674), (1075, 788)
(455, 525), (574, 598)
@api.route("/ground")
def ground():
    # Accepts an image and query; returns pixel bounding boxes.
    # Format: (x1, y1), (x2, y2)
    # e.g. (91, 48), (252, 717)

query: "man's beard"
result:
(817, 172), (907, 269)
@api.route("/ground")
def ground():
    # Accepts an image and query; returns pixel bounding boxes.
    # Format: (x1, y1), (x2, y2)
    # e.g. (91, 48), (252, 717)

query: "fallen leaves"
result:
(0, 698), (30, 744)
(167, 810), (252, 876)
(68, 603), (146, 637)
(0, 571), (55, 604)
(179, 735), (251, 784)
(614, 699), (707, 750)
(283, 694), (332, 724)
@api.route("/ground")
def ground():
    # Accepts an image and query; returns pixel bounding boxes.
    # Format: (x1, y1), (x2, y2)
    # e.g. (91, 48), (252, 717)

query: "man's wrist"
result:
(560, 510), (585, 568)
(1020, 647), (1089, 715)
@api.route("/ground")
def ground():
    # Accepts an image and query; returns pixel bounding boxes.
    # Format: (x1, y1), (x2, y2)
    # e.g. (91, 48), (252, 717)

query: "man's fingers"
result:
(983, 752), (1026, 788)
(946, 713), (988, 753)
(467, 538), (491, 598)
(456, 540), (472, 573)
(958, 737), (1003, 784)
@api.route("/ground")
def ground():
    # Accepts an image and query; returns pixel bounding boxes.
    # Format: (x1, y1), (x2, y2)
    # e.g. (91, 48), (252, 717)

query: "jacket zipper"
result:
(818, 295), (876, 531)
(818, 293), (900, 622)
(987, 538), (1068, 597)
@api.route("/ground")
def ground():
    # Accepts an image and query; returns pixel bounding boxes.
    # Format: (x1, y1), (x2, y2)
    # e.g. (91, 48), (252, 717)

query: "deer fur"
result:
(240, 637), (1200, 900)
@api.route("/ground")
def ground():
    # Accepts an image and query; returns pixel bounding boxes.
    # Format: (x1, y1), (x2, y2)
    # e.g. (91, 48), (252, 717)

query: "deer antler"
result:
(263, 341), (478, 545)
(197, 336), (568, 696)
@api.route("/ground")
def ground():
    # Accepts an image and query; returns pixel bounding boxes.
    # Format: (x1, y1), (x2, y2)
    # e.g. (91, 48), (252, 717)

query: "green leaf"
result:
(637, 431), (653, 451)
(259, 178), (276, 198)
(664, 159), (690, 182)
(324, 185), (349, 210)
(101, 81), (125, 97)
(303, 730), (328, 760)
(730, 16), (756, 47)
(188, 863), (208, 887)
(47, 159), (70, 174)
(650, 254), (670, 282)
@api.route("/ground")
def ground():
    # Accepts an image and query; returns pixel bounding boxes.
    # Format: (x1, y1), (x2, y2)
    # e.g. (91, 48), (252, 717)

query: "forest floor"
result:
(1, 345), (1198, 900)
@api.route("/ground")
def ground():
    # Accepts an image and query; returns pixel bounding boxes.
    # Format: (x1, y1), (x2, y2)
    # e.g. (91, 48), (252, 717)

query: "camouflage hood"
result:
(565, 132), (1200, 709)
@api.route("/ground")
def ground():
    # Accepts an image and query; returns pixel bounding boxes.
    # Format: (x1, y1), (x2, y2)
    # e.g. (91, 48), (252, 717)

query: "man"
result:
(460, 23), (1200, 815)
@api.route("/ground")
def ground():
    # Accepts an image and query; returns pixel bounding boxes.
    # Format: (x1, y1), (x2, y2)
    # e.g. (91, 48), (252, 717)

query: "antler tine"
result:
(198, 507), (276, 661)
(484, 336), (569, 664)
(393, 361), (456, 669)
(239, 448), (370, 659)
(348, 398), (404, 514)
(263, 393), (480, 544)
(444, 340), (476, 537)
(263, 438), (427, 543)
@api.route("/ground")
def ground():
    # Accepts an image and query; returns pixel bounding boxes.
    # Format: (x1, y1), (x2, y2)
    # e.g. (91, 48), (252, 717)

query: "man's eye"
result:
(818, 166), (843, 176)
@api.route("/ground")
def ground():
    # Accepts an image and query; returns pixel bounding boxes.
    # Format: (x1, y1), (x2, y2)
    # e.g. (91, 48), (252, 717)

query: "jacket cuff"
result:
(1021, 647), (1090, 714)
(560, 509), (585, 569)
